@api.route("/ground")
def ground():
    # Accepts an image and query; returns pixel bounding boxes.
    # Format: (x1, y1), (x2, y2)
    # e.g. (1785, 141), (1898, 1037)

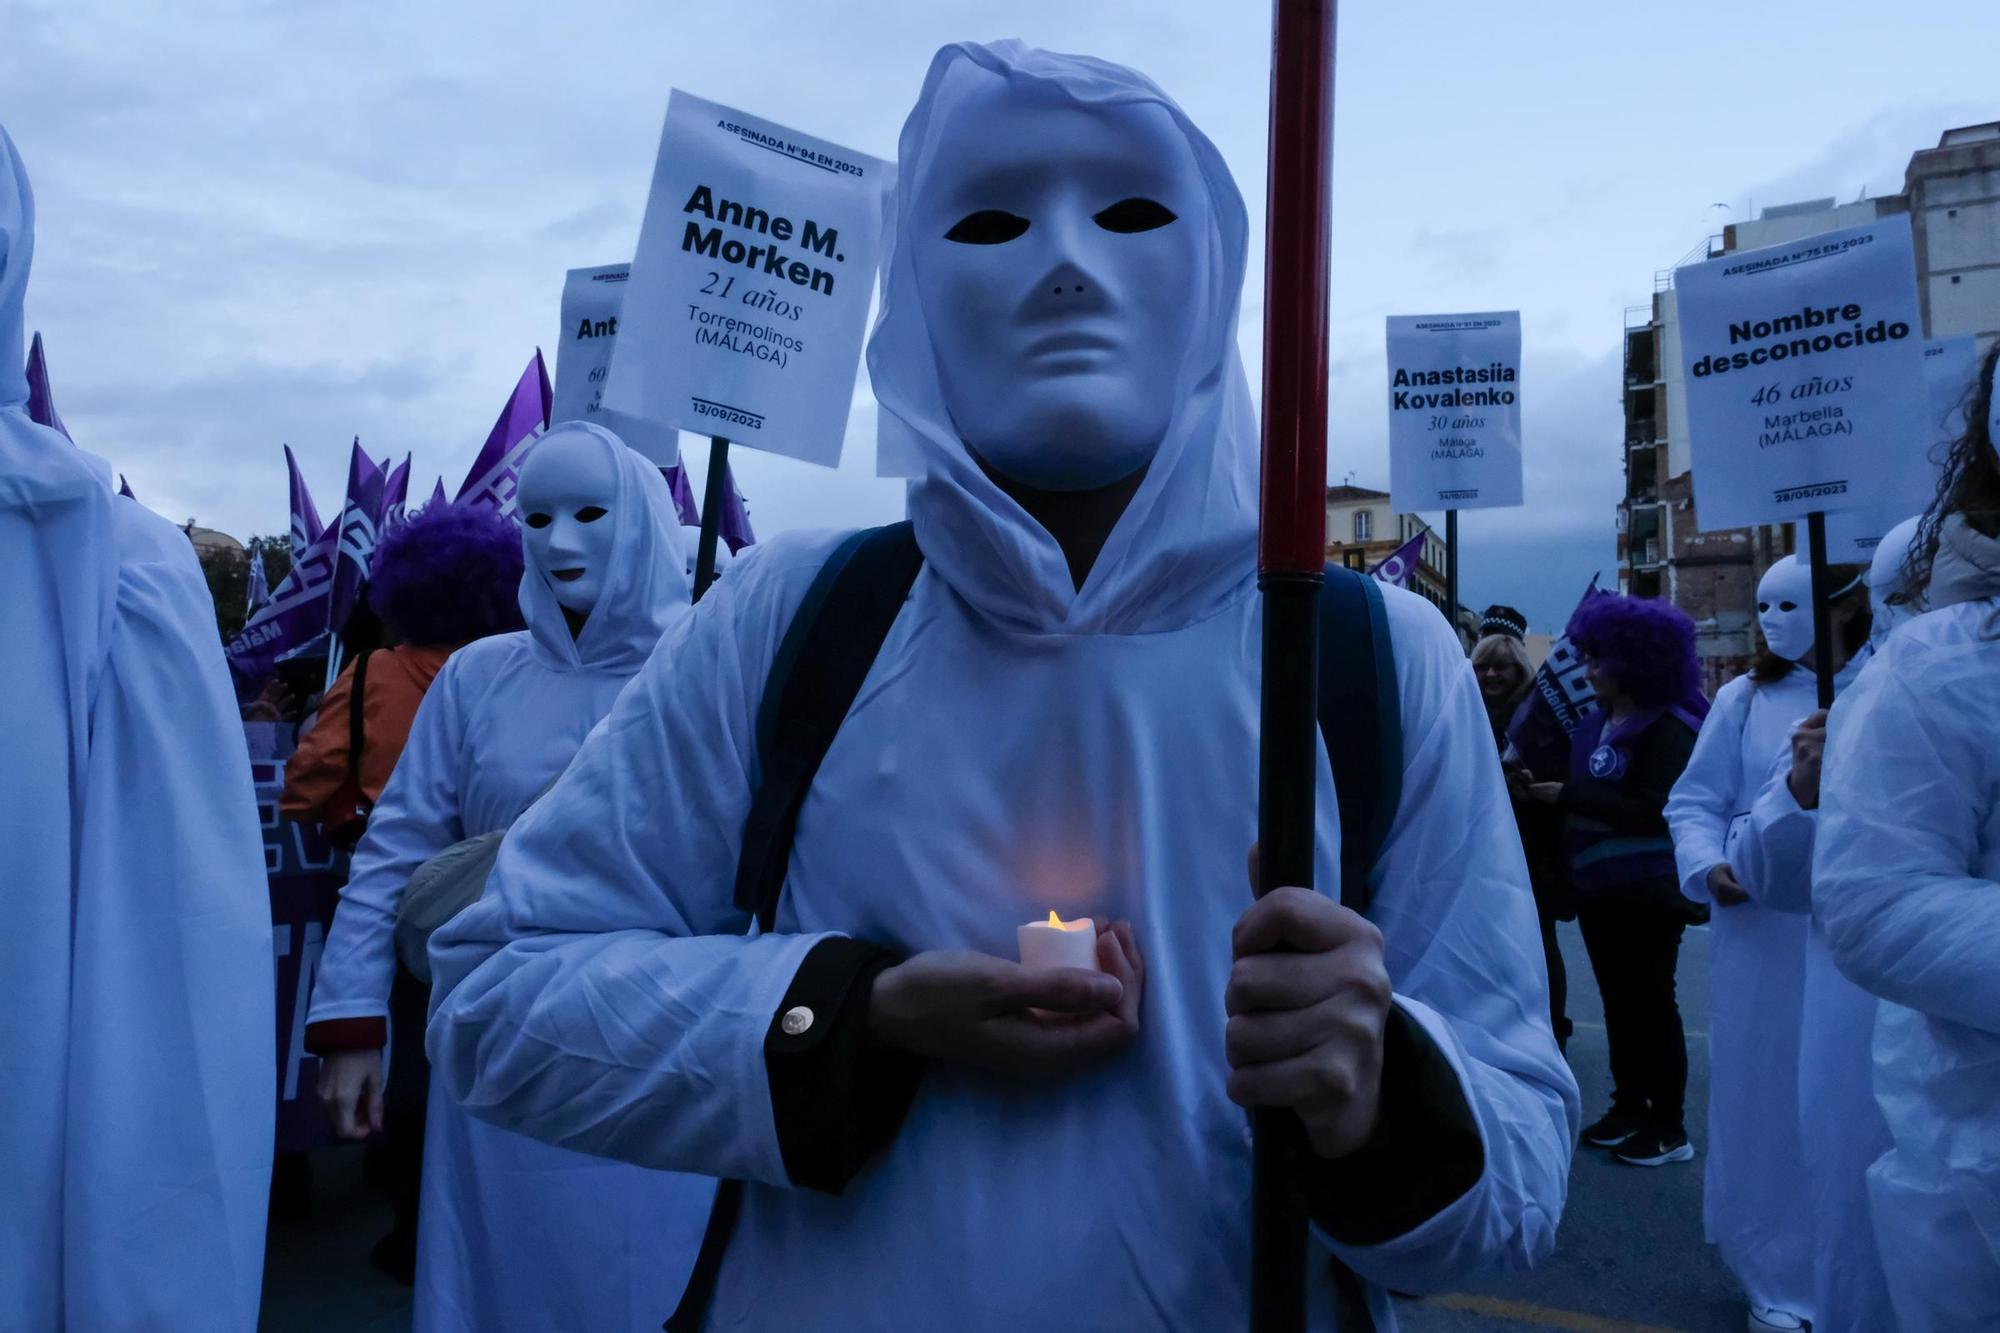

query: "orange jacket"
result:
(281, 644), (452, 822)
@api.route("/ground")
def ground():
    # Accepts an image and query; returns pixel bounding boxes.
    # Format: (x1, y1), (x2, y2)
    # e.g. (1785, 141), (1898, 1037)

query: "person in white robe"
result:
(1728, 517), (1920, 1333)
(1665, 554), (1871, 1333)
(305, 421), (710, 1331)
(0, 122), (273, 1333)
(1816, 347), (2000, 1332)
(427, 42), (1578, 1333)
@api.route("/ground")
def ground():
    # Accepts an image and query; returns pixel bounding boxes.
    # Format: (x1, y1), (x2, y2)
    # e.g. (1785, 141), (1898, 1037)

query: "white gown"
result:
(306, 428), (711, 1332)
(1732, 647), (1893, 1333)
(428, 41), (1578, 1333)
(1816, 596), (2000, 1332)
(1, 124), (273, 1332)
(1665, 664), (1831, 1319)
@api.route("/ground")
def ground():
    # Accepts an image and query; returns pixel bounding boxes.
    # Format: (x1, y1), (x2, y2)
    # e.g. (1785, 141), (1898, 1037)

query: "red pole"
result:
(1253, 2), (1337, 1331)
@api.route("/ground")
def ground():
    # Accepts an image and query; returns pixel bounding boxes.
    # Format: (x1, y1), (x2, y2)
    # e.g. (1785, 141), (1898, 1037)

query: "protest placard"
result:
(552, 263), (680, 463)
(1386, 311), (1524, 512)
(605, 91), (891, 468)
(1676, 216), (1927, 532)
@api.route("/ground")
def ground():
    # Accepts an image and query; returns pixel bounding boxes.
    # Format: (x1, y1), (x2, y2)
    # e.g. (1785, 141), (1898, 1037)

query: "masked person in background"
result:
(0, 124), (273, 1332)
(282, 499), (523, 1272)
(1816, 345), (2000, 1333)
(429, 43), (1577, 1332)
(1665, 554), (1872, 1333)
(1724, 515), (1920, 1333)
(307, 423), (709, 1331)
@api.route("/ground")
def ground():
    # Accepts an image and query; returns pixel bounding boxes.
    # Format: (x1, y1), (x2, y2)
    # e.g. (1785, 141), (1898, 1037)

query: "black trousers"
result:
(1577, 899), (1688, 1134)
(382, 963), (432, 1245)
(1538, 902), (1573, 1053)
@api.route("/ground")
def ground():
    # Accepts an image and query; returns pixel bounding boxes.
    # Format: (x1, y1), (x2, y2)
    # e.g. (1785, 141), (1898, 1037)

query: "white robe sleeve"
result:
(426, 537), (844, 1187)
(1814, 647), (2000, 1035)
(1734, 765), (1816, 915)
(1665, 675), (1752, 904)
(66, 507), (275, 1333)
(1320, 592), (1580, 1289)
(306, 654), (470, 1030)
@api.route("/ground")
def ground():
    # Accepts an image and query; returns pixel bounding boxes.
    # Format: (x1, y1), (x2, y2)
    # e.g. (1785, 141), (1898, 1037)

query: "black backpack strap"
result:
(667, 523), (923, 1333)
(347, 648), (373, 804)
(732, 522), (924, 931)
(1316, 568), (1402, 914)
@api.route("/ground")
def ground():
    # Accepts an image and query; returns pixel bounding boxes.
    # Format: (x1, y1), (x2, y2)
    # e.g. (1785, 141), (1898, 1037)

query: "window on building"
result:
(1353, 509), (1372, 542)
(1343, 550), (1365, 570)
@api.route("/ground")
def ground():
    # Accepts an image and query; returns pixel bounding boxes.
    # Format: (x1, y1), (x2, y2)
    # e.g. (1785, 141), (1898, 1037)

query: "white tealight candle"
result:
(1016, 910), (1100, 971)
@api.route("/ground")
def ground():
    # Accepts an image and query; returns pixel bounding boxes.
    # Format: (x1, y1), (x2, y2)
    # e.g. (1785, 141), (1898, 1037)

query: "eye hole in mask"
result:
(944, 210), (1031, 245)
(524, 512), (553, 530)
(1778, 601), (1798, 612)
(576, 506), (608, 523)
(1092, 197), (1178, 234)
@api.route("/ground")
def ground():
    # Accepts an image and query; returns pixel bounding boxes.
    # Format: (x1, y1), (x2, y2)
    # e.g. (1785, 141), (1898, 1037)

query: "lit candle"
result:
(1016, 910), (1099, 971)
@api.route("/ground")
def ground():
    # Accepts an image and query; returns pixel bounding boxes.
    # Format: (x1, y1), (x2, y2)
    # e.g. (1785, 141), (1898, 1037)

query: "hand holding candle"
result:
(868, 918), (1143, 1079)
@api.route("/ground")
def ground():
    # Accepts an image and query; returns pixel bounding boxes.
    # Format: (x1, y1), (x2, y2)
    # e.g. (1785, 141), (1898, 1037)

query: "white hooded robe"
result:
(427, 42), (1576, 1333)
(1816, 587), (2000, 1331)
(305, 423), (710, 1331)
(0, 123), (274, 1332)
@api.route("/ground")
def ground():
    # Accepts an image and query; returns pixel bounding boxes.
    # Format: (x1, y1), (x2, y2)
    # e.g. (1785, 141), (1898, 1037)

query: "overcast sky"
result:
(6, 0), (1996, 628)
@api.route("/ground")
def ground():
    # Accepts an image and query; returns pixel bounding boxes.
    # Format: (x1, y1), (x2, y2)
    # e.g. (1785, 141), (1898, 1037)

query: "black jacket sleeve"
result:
(763, 937), (925, 1194)
(1557, 716), (1697, 834)
(1301, 1004), (1486, 1245)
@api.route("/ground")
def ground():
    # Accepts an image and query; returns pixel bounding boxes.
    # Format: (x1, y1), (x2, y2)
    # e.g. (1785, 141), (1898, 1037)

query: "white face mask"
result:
(1756, 555), (1816, 662)
(909, 67), (1209, 492)
(1867, 514), (1924, 644)
(515, 432), (620, 614)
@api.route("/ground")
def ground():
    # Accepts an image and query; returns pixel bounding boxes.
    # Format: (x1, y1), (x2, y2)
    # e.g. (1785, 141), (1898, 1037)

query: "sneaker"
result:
(1614, 1126), (1694, 1167)
(1746, 1306), (1806, 1332)
(1580, 1105), (1647, 1148)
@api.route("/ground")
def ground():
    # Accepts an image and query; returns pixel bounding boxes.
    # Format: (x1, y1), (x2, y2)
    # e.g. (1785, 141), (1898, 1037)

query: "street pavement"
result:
(262, 923), (1750, 1332)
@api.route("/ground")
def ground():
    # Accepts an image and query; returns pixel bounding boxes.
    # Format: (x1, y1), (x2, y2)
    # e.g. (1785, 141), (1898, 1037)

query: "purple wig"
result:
(1566, 594), (1702, 708)
(369, 502), (525, 648)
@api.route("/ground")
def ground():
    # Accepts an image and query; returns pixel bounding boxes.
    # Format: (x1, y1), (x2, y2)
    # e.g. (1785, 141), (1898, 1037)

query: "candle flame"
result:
(1048, 910), (1065, 928)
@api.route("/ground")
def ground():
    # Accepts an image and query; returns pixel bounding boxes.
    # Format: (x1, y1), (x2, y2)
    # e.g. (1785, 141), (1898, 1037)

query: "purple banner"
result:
(1504, 580), (1609, 780)
(381, 454), (412, 530)
(25, 330), (71, 442)
(328, 440), (386, 638)
(1367, 529), (1427, 589)
(455, 350), (552, 519)
(285, 443), (324, 566)
(247, 726), (348, 1154)
(718, 464), (756, 553)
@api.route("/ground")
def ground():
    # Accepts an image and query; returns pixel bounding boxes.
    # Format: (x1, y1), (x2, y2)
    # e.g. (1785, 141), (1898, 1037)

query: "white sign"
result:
(1385, 311), (1524, 512)
(1824, 335), (1979, 560)
(605, 90), (891, 468)
(552, 263), (680, 464)
(1677, 216), (1927, 531)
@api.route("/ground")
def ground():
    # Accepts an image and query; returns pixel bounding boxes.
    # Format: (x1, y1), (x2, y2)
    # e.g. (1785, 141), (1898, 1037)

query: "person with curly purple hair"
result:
(1527, 593), (1709, 1172)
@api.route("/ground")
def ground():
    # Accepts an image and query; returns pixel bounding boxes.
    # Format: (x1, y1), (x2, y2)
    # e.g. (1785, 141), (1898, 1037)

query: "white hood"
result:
(516, 421), (689, 672)
(869, 41), (1256, 636)
(0, 123), (110, 511)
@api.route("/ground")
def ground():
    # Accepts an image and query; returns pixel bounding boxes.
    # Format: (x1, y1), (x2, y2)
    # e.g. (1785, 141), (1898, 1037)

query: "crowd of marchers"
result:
(7, 39), (1999, 1333)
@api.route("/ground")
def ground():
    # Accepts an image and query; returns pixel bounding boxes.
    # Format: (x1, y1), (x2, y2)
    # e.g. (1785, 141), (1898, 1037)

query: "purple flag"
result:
(247, 548), (272, 614)
(427, 476), (448, 510)
(25, 331), (72, 442)
(284, 444), (324, 566)
(117, 474), (135, 499)
(1503, 579), (1610, 781)
(382, 454), (412, 529)
(455, 350), (552, 519)
(661, 464), (701, 528)
(1366, 529), (1428, 589)
(718, 464), (756, 554)
(327, 439), (386, 638)
(226, 522), (339, 695)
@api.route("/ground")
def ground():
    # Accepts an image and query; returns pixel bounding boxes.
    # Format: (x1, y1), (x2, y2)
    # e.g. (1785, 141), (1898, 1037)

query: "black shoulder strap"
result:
(347, 648), (374, 797)
(1317, 568), (1402, 915)
(733, 522), (923, 931)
